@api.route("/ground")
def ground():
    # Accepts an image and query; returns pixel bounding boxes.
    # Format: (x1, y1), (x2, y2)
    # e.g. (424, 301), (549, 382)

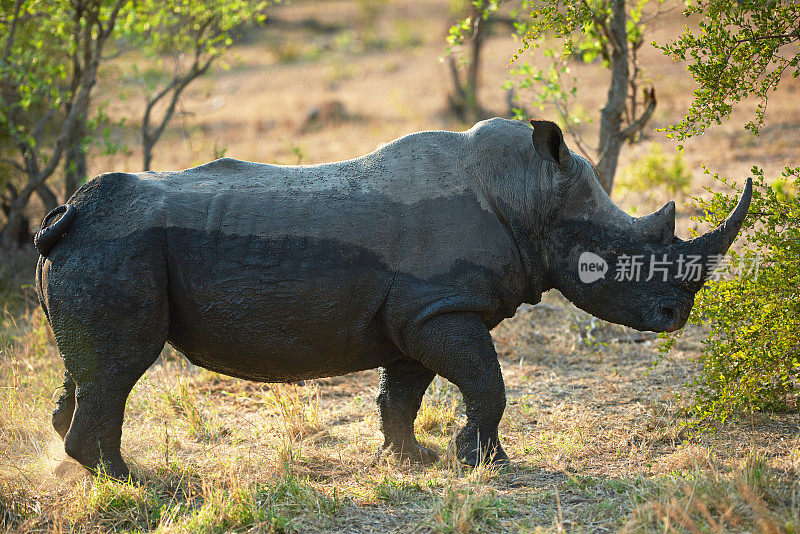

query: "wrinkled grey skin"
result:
(35, 118), (751, 480)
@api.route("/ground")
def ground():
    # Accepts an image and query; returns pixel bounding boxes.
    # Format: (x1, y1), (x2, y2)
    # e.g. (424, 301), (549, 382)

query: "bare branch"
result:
(145, 75), (185, 111)
(101, 46), (128, 61)
(5, 181), (18, 199)
(620, 87), (656, 140)
(142, 13), (221, 170)
(640, 0), (681, 25)
(547, 74), (596, 165)
(32, 108), (58, 142)
(568, 129), (596, 166)
(561, 122), (595, 164)
(0, 158), (24, 173)
(548, 93), (591, 163)
(147, 54), (210, 152)
(36, 181), (58, 211)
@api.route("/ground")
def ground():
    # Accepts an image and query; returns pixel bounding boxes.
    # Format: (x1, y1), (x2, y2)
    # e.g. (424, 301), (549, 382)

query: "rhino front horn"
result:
(682, 177), (753, 288)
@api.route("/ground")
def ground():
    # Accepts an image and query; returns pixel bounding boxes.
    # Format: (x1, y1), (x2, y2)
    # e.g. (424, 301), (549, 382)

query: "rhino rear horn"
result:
(530, 120), (573, 175)
(639, 201), (675, 245)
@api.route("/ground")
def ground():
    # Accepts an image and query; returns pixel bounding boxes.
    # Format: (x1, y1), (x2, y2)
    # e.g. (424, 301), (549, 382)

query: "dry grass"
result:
(2, 292), (799, 532)
(3, 0), (800, 531)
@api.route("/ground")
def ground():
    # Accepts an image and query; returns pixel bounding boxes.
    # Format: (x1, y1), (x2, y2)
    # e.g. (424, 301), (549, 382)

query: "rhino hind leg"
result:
(404, 312), (508, 467)
(52, 371), (76, 439)
(377, 360), (438, 464)
(46, 261), (168, 480)
(65, 378), (135, 480)
(61, 335), (164, 481)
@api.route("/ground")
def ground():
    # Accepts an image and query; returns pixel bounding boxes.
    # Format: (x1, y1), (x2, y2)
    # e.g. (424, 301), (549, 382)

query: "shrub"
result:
(665, 166), (800, 423)
(618, 144), (692, 205)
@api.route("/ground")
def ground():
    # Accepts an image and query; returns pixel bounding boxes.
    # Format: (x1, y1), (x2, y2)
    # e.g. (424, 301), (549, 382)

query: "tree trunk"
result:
(447, 7), (486, 122)
(595, 0), (629, 194)
(64, 116), (87, 198)
(0, 191), (33, 250)
(36, 183), (59, 212)
(464, 13), (485, 121)
(143, 133), (154, 171)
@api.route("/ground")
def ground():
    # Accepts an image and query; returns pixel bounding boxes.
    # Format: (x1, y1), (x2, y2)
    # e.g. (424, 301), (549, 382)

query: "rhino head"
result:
(531, 120), (751, 332)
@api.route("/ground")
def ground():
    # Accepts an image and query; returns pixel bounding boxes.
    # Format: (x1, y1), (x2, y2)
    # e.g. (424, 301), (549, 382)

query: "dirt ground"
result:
(1, 0), (799, 532)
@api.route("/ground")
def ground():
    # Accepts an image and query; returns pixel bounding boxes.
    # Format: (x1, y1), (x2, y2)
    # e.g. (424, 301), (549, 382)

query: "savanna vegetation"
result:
(1, 0), (799, 532)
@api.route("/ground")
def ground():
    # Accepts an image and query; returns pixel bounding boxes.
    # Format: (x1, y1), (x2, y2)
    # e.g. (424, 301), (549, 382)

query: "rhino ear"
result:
(530, 119), (573, 172)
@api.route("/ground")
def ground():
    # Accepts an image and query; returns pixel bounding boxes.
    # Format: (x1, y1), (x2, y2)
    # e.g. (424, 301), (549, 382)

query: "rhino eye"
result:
(608, 239), (627, 254)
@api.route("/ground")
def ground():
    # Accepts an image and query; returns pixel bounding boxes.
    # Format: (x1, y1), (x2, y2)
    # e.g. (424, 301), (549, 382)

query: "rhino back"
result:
(137, 130), (514, 277)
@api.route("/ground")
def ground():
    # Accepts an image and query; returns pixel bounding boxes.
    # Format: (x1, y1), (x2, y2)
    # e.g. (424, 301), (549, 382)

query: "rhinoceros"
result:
(35, 118), (751, 479)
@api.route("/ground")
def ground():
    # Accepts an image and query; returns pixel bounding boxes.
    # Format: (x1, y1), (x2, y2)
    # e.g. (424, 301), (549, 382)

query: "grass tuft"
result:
(0, 484), (40, 530)
(626, 459), (800, 532)
(163, 380), (230, 443)
(426, 473), (511, 533)
(372, 474), (426, 504)
(268, 383), (327, 443)
(71, 475), (164, 531)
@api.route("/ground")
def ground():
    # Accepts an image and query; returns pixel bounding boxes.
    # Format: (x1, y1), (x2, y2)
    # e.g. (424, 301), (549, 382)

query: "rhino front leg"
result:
(377, 360), (438, 464)
(404, 312), (508, 466)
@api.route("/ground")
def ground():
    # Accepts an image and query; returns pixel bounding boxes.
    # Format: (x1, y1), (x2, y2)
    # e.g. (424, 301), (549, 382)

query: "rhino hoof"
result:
(84, 458), (133, 483)
(381, 442), (439, 465)
(457, 444), (509, 468)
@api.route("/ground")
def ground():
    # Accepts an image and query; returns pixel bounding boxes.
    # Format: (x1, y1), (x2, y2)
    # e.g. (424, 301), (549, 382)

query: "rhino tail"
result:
(34, 203), (75, 257)
(35, 204), (75, 324)
(36, 254), (50, 323)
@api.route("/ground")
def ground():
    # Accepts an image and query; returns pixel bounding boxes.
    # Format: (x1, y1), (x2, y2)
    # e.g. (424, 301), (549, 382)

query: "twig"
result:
(1, 0), (23, 65)
(640, 1), (680, 25)
(733, 32), (800, 45)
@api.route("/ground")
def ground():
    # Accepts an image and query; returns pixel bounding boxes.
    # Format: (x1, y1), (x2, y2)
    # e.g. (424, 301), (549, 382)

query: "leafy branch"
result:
(508, 0), (659, 192)
(124, 0), (270, 170)
(656, 0), (800, 141)
(0, 0), (125, 248)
